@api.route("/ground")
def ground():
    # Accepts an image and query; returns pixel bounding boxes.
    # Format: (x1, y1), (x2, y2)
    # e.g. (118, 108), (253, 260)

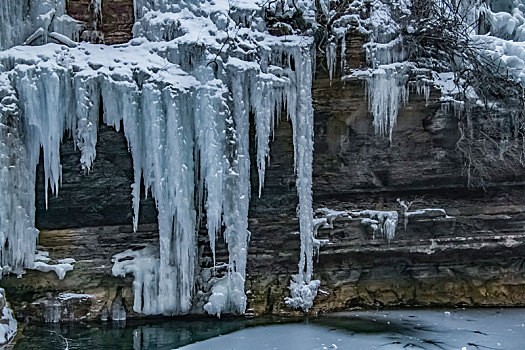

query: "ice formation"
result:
(353, 210), (399, 242)
(285, 205), (399, 310)
(0, 288), (17, 345)
(470, 1), (525, 88)
(179, 309), (525, 350)
(326, 0), (412, 140)
(316, 207), (399, 242)
(33, 250), (76, 280)
(0, 0), (80, 50)
(366, 69), (408, 141)
(1, 0), (521, 319)
(57, 293), (93, 301)
(0, 0), (315, 316)
(361, 1), (411, 141)
(112, 245), (161, 314)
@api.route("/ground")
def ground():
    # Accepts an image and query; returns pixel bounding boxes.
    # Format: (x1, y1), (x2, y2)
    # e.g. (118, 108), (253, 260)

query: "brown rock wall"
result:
(67, 0), (134, 44)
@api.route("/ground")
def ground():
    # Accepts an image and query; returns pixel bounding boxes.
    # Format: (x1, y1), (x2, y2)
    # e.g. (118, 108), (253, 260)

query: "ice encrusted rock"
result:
(0, 288), (17, 345)
(1, 0), (316, 316)
(284, 276), (320, 312)
(353, 210), (399, 242)
(0, 71), (39, 276)
(0, 0), (80, 50)
(315, 207), (399, 242)
(33, 250), (75, 280)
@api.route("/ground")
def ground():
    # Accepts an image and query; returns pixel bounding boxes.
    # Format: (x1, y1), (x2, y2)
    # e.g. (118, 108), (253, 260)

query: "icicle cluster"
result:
(363, 0), (411, 140)
(0, 0), (315, 316)
(367, 69), (408, 141)
(324, 0), (412, 140)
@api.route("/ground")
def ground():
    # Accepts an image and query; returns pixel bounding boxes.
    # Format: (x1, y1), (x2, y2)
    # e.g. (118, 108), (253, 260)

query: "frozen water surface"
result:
(181, 309), (525, 350)
(12, 309), (525, 349)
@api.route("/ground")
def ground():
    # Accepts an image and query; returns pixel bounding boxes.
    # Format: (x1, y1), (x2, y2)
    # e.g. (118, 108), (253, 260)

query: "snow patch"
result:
(57, 292), (92, 301)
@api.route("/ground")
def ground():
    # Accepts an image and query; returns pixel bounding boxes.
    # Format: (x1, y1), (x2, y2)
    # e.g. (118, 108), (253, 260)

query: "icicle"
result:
(253, 76), (281, 198)
(74, 75), (100, 170)
(327, 41), (337, 84)
(340, 33), (347, 73)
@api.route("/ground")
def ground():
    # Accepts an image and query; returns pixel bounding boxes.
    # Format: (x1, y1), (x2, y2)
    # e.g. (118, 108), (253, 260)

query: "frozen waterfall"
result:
(0, 0), (316, 316)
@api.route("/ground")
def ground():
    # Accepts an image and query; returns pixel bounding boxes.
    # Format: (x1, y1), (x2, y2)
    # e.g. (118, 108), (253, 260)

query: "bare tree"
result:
(404, 0), (525, 187)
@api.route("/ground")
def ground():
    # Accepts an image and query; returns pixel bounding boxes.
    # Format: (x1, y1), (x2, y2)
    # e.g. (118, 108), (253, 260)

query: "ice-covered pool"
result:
(13, 309), (525, 349)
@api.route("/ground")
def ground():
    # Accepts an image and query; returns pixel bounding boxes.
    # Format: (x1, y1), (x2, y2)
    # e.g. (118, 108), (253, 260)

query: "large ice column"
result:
(281, 45), (318, 311)
(107, 75), (202, 315)
(0, 73), (39, 275)
(148, 83), (198, 314)
(215, 67), (252, 316)
(204, 62), (255, 317)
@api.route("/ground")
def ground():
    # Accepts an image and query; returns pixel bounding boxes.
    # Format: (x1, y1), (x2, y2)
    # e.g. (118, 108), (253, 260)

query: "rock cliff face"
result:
(67, 0), (134, 44)
(2, 9), (525, 322)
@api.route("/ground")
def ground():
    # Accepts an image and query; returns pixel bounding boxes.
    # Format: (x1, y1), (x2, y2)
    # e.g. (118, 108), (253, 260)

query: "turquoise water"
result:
(13, 309), (525, 350)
